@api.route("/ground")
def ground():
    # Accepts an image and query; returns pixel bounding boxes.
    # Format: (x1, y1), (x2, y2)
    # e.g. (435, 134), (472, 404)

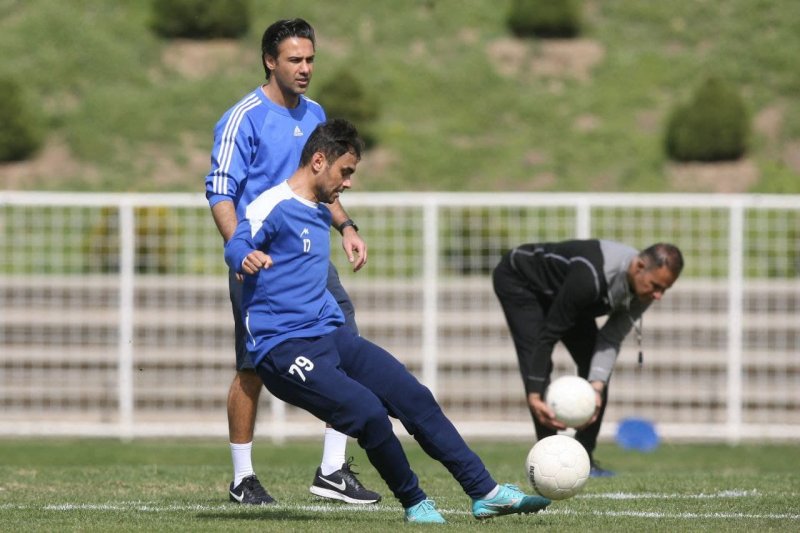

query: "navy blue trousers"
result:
(255, 326), (496, 507)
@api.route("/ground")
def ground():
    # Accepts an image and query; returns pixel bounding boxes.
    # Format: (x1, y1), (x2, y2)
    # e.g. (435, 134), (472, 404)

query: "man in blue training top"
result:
(225, 118), (552, 524)
(205, 18), (377, 505)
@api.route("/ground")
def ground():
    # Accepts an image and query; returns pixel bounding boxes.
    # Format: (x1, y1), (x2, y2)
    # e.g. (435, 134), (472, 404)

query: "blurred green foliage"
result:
(84, 206), (182, 274)
(316, 68), (380, 148)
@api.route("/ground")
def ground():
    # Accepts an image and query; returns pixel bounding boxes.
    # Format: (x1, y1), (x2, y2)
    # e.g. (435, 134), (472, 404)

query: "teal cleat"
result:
(472, 483), (551, 520)
(404, 499), (446, 524)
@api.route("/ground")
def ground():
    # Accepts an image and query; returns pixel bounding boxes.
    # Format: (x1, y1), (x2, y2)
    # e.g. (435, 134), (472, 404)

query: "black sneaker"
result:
(309, 457), (381, 504)
(589, 460), (616, 478)
(229, 474), (276, 505)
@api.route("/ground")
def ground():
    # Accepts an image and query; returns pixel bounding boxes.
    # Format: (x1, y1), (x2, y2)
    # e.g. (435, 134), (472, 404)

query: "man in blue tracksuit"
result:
(205, 18), (376, 505)
(492, 239), (683, 476)
(225, 118), (551, 524)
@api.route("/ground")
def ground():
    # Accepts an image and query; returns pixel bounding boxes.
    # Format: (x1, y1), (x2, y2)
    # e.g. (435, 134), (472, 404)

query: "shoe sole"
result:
(229, 495), (276, 505)
(473, 509), (544, 520)
(309, 485), (381, 504)
(405, 517), (447, 524)
(473, 500), (550, 519)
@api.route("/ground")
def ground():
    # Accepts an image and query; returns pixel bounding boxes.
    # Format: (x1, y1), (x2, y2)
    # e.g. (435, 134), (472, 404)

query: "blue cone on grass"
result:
(615, 417), (660, 452)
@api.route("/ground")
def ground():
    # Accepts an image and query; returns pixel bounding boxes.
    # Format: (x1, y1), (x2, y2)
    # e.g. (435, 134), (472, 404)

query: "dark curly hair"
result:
(300, 119), (364, 166)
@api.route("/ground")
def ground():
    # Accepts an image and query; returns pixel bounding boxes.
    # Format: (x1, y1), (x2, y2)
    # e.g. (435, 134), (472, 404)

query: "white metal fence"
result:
(1, 191), (798, 442)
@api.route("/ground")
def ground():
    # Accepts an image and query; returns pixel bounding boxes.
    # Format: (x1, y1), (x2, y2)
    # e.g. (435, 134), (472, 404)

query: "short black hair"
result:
(640, 243), (684, 277)
(300, 119), (363, 167)
(261, 18), (316, 81)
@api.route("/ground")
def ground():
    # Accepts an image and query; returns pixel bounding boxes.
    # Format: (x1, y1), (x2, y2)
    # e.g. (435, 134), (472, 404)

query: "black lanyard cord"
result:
(630, 315), (643, 366)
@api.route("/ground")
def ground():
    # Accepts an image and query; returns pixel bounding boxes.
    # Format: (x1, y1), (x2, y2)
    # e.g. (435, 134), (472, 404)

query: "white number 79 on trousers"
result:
(289, 356), (314, 382)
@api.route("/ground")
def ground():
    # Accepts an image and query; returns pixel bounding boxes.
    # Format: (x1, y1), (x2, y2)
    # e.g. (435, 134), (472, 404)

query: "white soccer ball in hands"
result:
(546, 375), (596, 428)
(526, 435), (590, 500)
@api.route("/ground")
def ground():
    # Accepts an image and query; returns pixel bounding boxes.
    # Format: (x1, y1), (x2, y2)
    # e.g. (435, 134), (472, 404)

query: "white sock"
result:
(481, 484), (500, 500)
(320, 427), (348, 476)
(230, 441), (255, 486)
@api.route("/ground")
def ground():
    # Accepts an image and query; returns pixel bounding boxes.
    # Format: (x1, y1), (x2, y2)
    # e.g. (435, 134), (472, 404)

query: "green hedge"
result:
(507, 0), (582, 38)
(665, 77), (750, 162)
(150, 0), (250, 39)
(0, 77), (44, 162)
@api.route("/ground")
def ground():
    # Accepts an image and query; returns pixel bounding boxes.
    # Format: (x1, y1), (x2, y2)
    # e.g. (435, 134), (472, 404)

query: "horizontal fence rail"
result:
(1, 191), (798, 442)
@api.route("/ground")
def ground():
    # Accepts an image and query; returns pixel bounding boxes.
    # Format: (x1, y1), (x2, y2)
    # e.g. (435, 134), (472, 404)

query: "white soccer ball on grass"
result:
(545, 375), (596, 428)
(526, 434), (590, 500)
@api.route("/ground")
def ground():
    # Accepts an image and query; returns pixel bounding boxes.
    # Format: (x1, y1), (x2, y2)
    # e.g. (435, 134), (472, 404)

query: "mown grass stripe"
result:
(2, 493), (794, 522)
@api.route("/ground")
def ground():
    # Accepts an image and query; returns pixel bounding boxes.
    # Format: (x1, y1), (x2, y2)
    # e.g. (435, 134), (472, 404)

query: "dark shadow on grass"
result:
(196, 502), (385, 523)
(197, 511), (339, 522)
(196, 510), (378, 524)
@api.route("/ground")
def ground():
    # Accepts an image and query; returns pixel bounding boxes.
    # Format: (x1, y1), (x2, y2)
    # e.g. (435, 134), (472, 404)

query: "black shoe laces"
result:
(242, 475), (269, 498)
(340, 457), (365, 490)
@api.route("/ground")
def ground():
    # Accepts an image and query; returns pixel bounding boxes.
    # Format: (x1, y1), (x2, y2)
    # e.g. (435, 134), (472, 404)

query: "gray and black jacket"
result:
(507, 239), (649, 391)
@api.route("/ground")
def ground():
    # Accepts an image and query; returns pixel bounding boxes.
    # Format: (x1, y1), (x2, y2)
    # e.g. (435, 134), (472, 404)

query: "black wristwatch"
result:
(337, 219), (359, 234)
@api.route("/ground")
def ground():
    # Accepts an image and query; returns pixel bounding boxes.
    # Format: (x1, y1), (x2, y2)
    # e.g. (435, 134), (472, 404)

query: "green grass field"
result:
(0, 438), (797, 531)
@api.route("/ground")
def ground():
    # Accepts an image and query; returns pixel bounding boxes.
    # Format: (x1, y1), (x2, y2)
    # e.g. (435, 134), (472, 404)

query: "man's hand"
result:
(528, 392), (567, 431)
(241, 250), (273, 275)
(341, 226), (367, 272)
(575, 380), (606, 429)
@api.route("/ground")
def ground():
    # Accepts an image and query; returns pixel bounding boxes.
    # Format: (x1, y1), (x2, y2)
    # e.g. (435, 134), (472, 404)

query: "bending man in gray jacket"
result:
(493, 240), (683, 476)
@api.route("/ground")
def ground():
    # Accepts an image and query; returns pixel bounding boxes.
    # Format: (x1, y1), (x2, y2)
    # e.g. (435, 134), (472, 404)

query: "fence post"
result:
(422, 199), (439, 397)
(118, 200), (135, 439)
(726, 200), (744, 444)
(576, 198), (591, 238)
